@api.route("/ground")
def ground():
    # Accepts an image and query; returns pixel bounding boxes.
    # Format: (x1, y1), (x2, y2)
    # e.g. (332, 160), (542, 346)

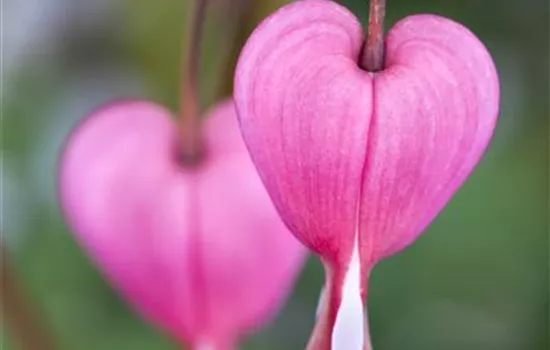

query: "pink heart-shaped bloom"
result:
(58, 99), (306, 348)
(234, 0), (499, 348)
(235, 0), (498, 277)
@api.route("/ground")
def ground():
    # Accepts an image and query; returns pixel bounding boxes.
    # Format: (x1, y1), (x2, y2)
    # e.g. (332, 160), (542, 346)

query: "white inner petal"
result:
(195, 341), (215, 350)
(331, 236), (364, 350)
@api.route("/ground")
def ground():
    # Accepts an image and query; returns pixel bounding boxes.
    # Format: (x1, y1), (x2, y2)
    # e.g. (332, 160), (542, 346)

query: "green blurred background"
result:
(2, 0), (548, 349)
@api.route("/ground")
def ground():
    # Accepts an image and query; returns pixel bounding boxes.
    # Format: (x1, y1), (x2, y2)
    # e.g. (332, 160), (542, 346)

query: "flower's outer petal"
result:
(58, 100), (196, 340)
(194, 101), (307, 341)
(359, 15), (499, 263)
(59, 99), (306, 344)
(235, 0), (372, 265)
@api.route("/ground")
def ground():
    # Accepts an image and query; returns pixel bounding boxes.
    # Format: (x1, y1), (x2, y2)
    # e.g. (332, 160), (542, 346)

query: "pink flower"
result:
(58, 99), (306, 349)
(234, 0), (499, 348)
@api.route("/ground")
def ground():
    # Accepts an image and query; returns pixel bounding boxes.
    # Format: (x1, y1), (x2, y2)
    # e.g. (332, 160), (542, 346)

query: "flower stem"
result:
(360, 0), (386, 72)
(217, 0), (262, 99)
(1, 241), (59, 350)
(180, 0), (209, 165)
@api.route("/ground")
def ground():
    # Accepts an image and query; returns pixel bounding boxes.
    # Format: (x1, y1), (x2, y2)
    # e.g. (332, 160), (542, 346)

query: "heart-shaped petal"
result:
(58, 99), (306, 346)
(235, 0), (499, 271)
(236, 0), (372, 266)
(359, 14), (499, 264)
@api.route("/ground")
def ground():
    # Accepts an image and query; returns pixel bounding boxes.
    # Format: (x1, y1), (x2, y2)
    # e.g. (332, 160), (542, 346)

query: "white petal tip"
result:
(331, 239), (364, 350)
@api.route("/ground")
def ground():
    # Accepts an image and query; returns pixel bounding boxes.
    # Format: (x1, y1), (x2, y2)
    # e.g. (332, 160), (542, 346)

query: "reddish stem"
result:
(180, 0), (209, 165)
(1, 242), (59, 350)
(306, 261), (371, 350)
(360, 0), (386, 72)
(217, 0), (261, 99)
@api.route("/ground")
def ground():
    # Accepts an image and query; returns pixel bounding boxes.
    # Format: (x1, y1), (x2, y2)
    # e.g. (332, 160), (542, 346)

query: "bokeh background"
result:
(2, 0), (548, 349)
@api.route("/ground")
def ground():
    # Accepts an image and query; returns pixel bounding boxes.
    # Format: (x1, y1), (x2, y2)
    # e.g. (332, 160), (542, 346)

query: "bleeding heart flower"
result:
(234, 0), (499, 349)
(58, 99), (306, 349)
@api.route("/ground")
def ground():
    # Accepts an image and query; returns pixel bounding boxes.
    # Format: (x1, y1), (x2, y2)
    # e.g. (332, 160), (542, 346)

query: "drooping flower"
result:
(234, 0), (499, 349)
(58, 99), (306, 349)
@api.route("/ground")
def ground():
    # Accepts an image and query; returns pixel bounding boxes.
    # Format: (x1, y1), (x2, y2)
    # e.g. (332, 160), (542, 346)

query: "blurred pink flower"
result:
(234, 0), (499, 349)
(58, 99), (306, 349)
